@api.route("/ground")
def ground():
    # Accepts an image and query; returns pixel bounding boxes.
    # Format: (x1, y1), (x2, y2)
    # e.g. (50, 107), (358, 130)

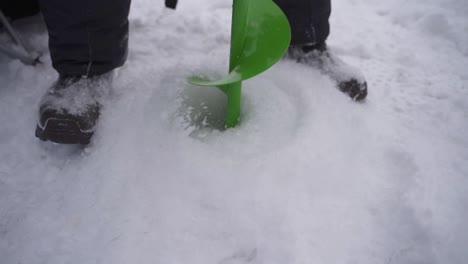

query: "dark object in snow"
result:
(35, 74), (112, 145)
(165, 0), (178, 9)
(287, 43), (368, 101)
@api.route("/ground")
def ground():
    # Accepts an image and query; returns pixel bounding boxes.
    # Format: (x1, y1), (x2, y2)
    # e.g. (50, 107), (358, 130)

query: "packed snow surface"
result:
(1, 0), (468, 263)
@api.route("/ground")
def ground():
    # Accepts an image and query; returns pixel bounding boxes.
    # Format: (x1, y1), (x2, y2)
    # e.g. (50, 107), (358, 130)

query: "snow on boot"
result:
(287, 43), (368, 101)
(35, 73), (112, 145)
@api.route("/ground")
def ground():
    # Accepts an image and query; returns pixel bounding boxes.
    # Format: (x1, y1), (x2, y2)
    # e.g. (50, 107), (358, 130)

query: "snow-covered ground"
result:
(1, 0), (467, 263)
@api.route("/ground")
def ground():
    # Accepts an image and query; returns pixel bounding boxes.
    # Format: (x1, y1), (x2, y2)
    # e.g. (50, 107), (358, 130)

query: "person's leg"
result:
(1, 0), (40, 20)
(274, 0), (331, 46)
(275, 0), (368, 101)
(35, 0), (131, 144)
(38, 0), (131, 77)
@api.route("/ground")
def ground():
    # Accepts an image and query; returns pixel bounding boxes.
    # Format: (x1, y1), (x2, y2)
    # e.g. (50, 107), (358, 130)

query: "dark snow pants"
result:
(1, 0), (130, 77)
(2, 0), (330, 76)
(39, 0), (131, 77)
(274, 0), (331, 46)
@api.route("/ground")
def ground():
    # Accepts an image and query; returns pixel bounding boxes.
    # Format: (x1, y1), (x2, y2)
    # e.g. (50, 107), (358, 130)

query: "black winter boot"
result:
(288, 43), (368, 101)
(35, 73), (112, 144)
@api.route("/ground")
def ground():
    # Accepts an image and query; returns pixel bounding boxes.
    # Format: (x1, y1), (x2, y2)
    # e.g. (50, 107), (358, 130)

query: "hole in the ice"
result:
(178, 85), (230, 135)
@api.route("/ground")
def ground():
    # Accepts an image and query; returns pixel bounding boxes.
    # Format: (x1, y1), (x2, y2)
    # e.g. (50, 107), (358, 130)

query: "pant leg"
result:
(1, 0), (40, 20)
(274, 0), (331, 46)
(38, 0), (131, 77)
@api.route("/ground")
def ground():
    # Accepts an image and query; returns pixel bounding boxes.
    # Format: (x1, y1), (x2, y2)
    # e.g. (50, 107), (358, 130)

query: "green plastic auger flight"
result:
(189, 0), (291, 128)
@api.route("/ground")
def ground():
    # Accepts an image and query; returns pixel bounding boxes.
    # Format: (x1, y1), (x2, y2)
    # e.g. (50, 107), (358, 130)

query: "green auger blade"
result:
(189, 0), (291, 87)
(188, 0), (291, 128)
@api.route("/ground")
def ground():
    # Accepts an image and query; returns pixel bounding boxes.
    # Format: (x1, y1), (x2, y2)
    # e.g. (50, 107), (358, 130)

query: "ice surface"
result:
(1, 0), (468, 264)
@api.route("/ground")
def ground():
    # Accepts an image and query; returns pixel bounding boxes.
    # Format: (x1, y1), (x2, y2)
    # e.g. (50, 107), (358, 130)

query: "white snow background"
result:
(1, 0), (468, 263)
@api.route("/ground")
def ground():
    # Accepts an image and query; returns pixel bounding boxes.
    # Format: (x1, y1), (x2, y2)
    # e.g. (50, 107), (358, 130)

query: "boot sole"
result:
(35, 118), (93, 145)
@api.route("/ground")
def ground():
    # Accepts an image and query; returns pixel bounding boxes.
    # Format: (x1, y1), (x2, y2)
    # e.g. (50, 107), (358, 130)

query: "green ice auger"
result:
(188, 0), (291, 128)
